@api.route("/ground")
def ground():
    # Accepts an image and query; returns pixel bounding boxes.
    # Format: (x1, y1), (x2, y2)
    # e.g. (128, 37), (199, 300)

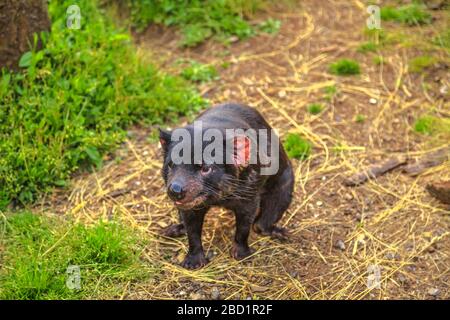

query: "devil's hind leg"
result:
(253, 164), (294, 240)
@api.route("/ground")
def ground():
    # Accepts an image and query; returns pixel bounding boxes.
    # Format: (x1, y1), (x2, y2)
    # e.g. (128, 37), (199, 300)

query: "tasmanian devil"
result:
(159, 103), (294, 269)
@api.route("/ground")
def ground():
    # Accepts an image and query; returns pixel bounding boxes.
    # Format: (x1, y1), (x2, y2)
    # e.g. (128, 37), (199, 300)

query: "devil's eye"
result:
(200, 165), (212, 175)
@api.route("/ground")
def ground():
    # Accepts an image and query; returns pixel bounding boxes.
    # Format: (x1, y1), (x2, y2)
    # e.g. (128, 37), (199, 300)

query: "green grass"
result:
(0, 0), (205, 208)
(128, 0), (279, 47)
(258, 18), (281, 34)
(380, 4), (432, 26)
(323, 85), (338, 102)
(180, 60), (219, 82)
(355, 114), (366, 123)
(329, 59), (361, 76)
(432, 29), (450, 50)
(408, 55), (437, 73)
(283, 133), (312, 160)
(414, 115), (450, 136)
(0, 212), (153, 299)
(357, 42), (378, 53)
(307, 103), (323, 115)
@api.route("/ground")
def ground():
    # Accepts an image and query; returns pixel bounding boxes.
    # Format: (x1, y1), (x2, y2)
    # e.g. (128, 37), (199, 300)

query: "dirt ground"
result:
(38, 0), (449, 299)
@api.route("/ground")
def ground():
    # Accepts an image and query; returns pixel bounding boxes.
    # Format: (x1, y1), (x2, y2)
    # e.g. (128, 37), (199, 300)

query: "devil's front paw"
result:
(161, 223), (186, 238)
(231, 244), (255, 260)
(181, 252), (208, 269)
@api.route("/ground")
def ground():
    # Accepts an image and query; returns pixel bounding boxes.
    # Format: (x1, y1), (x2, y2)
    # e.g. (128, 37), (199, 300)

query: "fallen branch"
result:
(403, 148), (449, 177)
(343, 155), (408, 186)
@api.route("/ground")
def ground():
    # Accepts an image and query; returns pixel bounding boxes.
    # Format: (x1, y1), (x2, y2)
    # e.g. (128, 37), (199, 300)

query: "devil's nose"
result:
(168, 182), (185, 201)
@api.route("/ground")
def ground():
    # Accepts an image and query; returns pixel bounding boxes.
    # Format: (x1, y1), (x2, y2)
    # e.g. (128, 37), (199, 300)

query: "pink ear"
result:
(233, 135), (251, 167)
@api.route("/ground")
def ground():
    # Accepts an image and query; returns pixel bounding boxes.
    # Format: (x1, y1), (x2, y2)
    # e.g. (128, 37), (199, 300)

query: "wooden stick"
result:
(403, 148), (449, 177)
(343, 155), (408, 186)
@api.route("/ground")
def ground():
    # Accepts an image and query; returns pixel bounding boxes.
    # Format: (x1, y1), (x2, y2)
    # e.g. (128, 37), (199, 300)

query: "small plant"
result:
(283, 133), (312, 160)
(323, 85), (338, 102)
(181, 61), (219, 83)
(329, 59), (361, 76)
(414, 116), (434, 135)
(413, 115), (449, 136)
(258, 18), (281, 34)
(307, 103), (323, 115)
(355, 114), (366, 123)
(380, 4), (432, 26)
(357, 42), (378, 53)
(409, 55), (437, 73)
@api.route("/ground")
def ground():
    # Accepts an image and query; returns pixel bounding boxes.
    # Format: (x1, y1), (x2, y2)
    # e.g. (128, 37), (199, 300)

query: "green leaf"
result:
(0, 73), (11, 98)
(54, 180), (67, 187)
(18, 51), (33, 68)
(85, 146), (102, 168)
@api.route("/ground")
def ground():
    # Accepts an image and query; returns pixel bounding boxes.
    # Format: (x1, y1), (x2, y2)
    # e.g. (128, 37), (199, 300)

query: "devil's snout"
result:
(168, 181), (186, 201)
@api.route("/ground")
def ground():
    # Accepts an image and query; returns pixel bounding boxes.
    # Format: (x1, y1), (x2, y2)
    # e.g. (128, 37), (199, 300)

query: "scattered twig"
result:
(403, 148), (449, 177)
(343, 155), (408, 186)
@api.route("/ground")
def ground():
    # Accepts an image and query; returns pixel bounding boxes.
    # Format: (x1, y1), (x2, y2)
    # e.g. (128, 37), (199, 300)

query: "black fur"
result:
(159, 103), (294, 269)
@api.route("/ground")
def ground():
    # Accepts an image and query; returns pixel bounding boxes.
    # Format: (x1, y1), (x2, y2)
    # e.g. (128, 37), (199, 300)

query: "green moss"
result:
(283, 133), (312, 160)
(329, 59), (361, 76)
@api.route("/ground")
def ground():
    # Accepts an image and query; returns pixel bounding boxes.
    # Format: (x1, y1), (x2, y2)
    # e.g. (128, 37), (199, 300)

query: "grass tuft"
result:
(355, 114), (366, 123)
(283, 133), (312, 160)
(258, 18), (281, 34)
(307, 103), (323, 115)
(357, 42), (378, 53)
(408, 55), (437, 73)
(181, 61), (219, 83)
(380, 4), (432, 26)
(329, 59), (361, 76)
(413, 115), (450, 137)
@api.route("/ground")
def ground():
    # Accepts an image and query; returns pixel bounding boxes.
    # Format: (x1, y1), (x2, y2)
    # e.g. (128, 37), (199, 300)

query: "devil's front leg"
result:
(161, 211), (185, 238)
(180, 208), (209, 269)
(231, 199), (259, 260)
